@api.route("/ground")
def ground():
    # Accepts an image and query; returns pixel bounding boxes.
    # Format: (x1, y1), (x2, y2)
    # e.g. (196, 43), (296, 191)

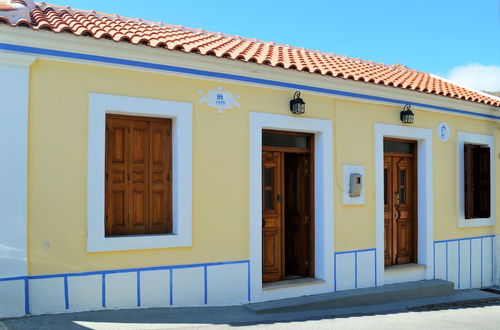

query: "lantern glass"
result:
(400, 105), (414, 124)
(290, 91), (305, 115)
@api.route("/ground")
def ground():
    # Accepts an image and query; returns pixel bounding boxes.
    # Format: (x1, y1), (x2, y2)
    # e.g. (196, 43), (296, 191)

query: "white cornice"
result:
(0, 25), (498, 121)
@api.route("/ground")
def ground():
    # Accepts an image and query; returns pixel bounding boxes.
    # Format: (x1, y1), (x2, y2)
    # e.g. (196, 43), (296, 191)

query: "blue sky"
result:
(53, 0), (500, 91)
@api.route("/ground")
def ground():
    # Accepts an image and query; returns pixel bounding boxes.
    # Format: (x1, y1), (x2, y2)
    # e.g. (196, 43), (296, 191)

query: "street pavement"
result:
(1, 300), (500, 329)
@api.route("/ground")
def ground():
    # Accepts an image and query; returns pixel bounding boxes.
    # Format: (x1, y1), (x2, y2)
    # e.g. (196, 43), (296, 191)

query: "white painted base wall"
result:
(434, 236), (495, 289)
(335, 249), (377, 291)
(0, 280), (25, 318)
(0, 235), (496, 319)
(495, 235), (499, 286)
(0, 261), (249, 318)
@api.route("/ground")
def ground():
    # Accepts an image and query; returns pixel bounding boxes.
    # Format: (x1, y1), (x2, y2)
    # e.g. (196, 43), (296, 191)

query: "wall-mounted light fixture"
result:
(400, 104), (414, 124)
(290, 91), (305, 115)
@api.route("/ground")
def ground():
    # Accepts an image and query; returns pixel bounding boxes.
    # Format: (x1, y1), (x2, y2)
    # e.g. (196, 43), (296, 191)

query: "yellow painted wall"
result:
(27, 59), (498, 275)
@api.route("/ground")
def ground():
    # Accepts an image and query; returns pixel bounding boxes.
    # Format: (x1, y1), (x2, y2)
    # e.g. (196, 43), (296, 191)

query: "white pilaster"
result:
(0, 52), (36, 278)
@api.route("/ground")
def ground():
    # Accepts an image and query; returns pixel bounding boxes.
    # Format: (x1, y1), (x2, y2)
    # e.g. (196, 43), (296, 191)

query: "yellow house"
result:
(0, 1), (498, 317)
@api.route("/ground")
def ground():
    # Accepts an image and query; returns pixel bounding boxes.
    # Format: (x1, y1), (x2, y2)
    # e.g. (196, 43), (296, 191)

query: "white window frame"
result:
(87, 93), (192, 252)
(457, 131), (495, 228)
(249, 112), (334, 302)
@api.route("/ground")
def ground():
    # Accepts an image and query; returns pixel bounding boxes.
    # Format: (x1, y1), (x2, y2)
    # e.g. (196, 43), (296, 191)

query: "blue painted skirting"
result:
(0, 259), (250, 314)
(0, 43), (498, 121)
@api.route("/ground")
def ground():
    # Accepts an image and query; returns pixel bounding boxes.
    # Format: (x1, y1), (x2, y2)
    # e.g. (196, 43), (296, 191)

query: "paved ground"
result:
(1, 288), (499, 329)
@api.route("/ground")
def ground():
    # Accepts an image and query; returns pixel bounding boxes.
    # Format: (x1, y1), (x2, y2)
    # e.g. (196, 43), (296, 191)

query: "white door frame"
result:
(374, 123), (434, 285)
(249, 112), (334, 302)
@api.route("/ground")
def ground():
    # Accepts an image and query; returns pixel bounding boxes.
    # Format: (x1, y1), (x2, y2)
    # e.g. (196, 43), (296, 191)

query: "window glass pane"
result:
(384, 169), (388, 205)
(399, 188), (406, 204)
(265, 190), (273, 209)
(263, 133), (308, 149)
(265, 168), (273, 187)
(400, 170), (406, 186)
(384, 140), (412, 153)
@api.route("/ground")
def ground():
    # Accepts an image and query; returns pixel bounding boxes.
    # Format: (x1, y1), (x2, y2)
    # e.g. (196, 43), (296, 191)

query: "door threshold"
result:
(263, 277), (324, 291)
(385, 263), (426, 272)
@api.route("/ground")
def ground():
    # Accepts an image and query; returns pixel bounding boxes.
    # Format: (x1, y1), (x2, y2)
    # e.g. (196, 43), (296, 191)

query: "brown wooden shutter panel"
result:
(476, 147), (490, 218)
(105, 114), (172, 236)
(464, 143), (473, 219)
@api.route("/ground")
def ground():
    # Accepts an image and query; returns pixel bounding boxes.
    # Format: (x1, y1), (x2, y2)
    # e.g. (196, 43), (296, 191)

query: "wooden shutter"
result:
(149, 120), (172, 233)
(106, 117), (130, 235)
(464, 144), (473, 219)
(475, 146), (490, 218)
(105, 114), (172, 236)
(464, 143), (491, 219)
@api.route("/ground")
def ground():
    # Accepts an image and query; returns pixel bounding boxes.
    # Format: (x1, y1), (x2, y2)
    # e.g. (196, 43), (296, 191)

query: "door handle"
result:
(277, 194), (282, 202)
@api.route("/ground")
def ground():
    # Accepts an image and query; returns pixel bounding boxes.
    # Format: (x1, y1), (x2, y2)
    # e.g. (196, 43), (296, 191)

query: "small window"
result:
(464, 143), (490, 219)
(105, 114), (172, 236)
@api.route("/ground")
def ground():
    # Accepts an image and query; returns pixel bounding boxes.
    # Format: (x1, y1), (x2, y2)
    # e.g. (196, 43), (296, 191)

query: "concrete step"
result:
(246, 280), (455, 314)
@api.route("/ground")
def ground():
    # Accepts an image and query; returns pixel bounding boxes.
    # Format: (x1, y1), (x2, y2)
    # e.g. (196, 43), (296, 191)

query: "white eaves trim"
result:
(0, 26), (498, 121)
(87, 93), (193, 252)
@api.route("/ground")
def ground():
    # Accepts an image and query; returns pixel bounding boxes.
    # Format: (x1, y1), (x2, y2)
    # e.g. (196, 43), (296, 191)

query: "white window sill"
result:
(458, 217), (495, 228)
(87, 233), (192, 253)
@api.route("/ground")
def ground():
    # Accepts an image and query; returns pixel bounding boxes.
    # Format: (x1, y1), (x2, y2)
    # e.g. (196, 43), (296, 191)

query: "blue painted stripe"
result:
(480, 238), (483, 287)
(354, 252), (358, 289)
(24, 278), (29, 315)
(458, 241), (461, 289)
(247, 261), (251, 302)
(469, 239), (472, 288)
(136, 271), (141, 307)
(0, 43), (497, 121)
(203, 266), (208, 305)
(333, 254), (337, 292)
(101, 274), (106, 308)
(169, 269), (173, 306)
(433, 241), (436, 279)
(0, 260), (250, 282)
(334, 248), (376, 255)
(0, 275), (27, 282)
(445, 242), (449, 280)
(434, 235), (495, 244)
(64, 276), (69, 310)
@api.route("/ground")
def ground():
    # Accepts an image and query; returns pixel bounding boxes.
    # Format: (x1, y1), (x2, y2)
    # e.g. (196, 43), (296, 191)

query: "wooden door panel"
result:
(384, 156), (393, 266)
(262, 151), (283, 282)
(384, 149), (416, 267)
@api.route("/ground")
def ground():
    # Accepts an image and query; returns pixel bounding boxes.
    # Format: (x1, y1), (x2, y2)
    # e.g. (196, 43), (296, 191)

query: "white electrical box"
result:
(343, 165), (365, 205)
(349, 173), (363, 197)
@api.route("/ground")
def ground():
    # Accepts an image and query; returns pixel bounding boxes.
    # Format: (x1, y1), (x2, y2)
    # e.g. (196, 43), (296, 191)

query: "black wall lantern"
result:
(290, 91), (305, 115)
(400, 104), (414, 124)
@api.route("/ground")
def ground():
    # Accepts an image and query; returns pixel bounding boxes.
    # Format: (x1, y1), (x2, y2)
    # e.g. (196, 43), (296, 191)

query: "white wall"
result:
(0, 52), (35, 279)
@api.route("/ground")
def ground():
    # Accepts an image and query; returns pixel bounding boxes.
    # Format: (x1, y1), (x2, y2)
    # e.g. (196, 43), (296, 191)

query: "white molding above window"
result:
(87, 93), (192, 252)
(457, 131), (495, 228)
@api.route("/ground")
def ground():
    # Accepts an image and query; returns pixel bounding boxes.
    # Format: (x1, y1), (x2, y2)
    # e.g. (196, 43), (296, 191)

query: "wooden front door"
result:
(262, 131), (313, 283)
(384, 139), (417, 267)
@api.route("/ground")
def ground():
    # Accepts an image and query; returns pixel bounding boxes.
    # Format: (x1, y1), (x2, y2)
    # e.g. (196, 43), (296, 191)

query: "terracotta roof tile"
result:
(0, 3), (499, 107)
